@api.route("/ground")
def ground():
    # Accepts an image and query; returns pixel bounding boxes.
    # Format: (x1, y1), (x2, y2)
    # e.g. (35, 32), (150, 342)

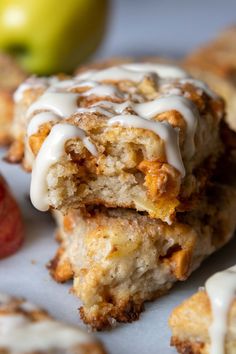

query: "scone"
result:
(49, 150), (236, 330)
(169, 266), (236, 354)
(7, 62), (225, 223)
(184, 25), (236, 130)
(0, 53), (26, 145)
(0, 293), (106, 354)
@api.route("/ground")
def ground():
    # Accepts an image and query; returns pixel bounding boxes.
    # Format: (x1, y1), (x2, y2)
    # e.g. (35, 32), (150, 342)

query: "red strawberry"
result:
(0, 176), (24, 259)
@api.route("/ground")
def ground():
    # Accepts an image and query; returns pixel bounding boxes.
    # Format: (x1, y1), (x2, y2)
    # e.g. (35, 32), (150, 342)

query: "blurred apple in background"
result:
(0, 0), (109, 75)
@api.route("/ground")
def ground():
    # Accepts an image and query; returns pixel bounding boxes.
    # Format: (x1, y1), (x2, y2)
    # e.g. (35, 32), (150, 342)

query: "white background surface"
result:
(1, 1), (236, 353)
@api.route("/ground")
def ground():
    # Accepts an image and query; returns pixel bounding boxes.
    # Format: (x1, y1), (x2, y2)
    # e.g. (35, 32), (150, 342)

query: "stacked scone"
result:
(7, 62), (236, 329)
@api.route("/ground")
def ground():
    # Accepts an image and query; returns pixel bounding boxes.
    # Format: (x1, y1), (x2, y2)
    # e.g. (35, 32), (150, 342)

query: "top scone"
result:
(8, 62), (225, 223)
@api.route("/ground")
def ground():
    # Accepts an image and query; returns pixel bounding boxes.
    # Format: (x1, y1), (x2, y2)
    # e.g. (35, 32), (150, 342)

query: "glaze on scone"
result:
(49, 159), (236, 330)
(0, 293), (106, 354)
(8, 63), (224, 223)
(169, 275), (236, 354)
(184, 25), (236, 131)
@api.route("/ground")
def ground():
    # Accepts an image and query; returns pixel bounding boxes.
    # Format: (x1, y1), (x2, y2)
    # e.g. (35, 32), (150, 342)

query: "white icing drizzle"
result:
(0, 295), (94, 352)
(76, 63), (188, 82)
(27, 112), (59, 136)
(14, 76), (60, 102)
(76, 106), (113, 117)
(30, 123), (97, 211)
(14, 83), (37, 102)
(108, 115), (185, 176)
(0, 315), (29, 335)
(122, 63), (188, 79)
(83, 84), (122, 98)
(75, 69), (97, 81)
(27, 92), (79, 118)
(76, 66), (148, 82)
(92, 100), (131, 114)
(206, 265), (236, 354)
(24, 62), (217, 211)
(71, 80), (97, 88)
(94, 95), (198, 160)
(179, 78), (218, 98)
(134, 95), (199, 158)
(0, 320), (93, 352)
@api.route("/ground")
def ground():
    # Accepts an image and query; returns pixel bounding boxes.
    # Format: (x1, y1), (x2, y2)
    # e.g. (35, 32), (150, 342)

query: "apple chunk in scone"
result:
(8, 63), (224, 224)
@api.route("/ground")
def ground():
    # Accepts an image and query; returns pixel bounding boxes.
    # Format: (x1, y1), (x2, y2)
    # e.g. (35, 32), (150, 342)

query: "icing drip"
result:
(93, 95), (199, 160)
(76, 63), (188, 82)
(30, 123), (97, 211)
(0, 320), (92, 351)
(122, 63), (188, 79)
(13, 76), (60, 102)
(76, 106), (113, 117)
(179, 78), (218, 98)
(134, 95), (199, 158)
(0, 293), (94, 353)
(27, 92), (79, 118)
(83, 84), (122, 98)
(27, 112), (59, 136)
(91, 100), (131, 114)
(0, 294), (94, 352)
(108, 115), (184, 176)
(206, 266), (236, 354)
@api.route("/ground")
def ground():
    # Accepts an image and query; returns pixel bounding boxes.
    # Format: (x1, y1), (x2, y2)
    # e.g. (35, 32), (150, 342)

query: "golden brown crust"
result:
(170, 337), (204, 354)
(48, 244), (74, 283)
(79, 299), (144, 331)
(77, 343), (107, 354)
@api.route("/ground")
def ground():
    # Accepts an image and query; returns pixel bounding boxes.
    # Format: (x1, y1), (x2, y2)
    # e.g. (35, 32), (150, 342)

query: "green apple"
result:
(0, 0), (109, 75)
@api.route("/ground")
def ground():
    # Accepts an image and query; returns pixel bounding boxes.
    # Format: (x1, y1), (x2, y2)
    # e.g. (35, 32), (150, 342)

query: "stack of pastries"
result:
(6, 60), (236, 331)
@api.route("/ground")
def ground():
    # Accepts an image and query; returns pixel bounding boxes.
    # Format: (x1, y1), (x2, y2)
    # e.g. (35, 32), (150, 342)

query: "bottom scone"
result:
(49, 167), (236, 329)
(0, 293), (106, 354)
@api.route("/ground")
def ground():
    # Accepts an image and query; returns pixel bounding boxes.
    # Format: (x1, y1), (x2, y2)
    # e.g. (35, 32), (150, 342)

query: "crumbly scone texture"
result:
(7, 61), (224, 223)
(0, 53), (26, 145)
(49, 162), (236, 330)
(169, 290), (236, 354)
(0, 293), (106, 354)
(183, 26), (236, 130)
